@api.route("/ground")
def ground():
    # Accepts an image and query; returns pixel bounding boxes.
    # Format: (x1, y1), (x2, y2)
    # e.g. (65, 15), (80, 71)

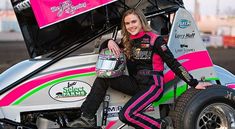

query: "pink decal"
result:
(30, 0), (117, 28)
(0, 67), (95, 106)
(106, 121), (117, 129)
(164, 51), (213, 83)
(227, 84), (235, 89)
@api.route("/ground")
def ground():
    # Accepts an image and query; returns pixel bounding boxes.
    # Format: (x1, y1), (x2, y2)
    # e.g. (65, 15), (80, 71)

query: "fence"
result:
(201, 35), (235, 48)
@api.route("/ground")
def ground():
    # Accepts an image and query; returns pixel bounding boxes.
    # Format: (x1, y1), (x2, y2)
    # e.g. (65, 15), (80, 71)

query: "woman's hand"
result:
(108, 39), (121, 58)
(195, 82), (212, 90)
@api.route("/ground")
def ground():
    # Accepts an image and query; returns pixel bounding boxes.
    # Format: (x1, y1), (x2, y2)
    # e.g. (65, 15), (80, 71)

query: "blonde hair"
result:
(121, 9), (152, 59)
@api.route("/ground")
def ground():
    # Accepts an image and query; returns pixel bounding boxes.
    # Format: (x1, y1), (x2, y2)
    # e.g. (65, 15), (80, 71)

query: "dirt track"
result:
(0, 42), (235, 74)
(207, 47), (235, 74)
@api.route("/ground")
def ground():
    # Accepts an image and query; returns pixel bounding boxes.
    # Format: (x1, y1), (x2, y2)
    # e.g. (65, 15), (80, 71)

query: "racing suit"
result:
(81, 31), (198, 129)
(117, 31), (198, 129)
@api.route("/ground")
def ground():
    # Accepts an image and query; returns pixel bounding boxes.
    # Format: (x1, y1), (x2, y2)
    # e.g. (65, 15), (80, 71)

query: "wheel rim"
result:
(197, 103), (235, 129)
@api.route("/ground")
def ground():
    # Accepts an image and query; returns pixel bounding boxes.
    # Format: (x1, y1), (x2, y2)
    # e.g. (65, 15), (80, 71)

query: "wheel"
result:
(170, 85), (235, 129)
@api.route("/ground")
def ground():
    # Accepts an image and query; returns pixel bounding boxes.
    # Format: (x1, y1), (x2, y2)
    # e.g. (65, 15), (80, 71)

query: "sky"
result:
(0, 0), (235, 16)
(0, 0), (11, 9)
(183, 0), (235, 16)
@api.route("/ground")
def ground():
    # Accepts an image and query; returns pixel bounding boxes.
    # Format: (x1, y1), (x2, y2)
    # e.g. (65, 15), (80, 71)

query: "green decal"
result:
(12, 72), (96, 105)
(153, 77), (219, 106)
(61, 86), (87, 97)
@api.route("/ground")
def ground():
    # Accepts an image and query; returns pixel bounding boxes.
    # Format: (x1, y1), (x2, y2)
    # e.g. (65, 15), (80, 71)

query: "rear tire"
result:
(170, 85), (235, 129)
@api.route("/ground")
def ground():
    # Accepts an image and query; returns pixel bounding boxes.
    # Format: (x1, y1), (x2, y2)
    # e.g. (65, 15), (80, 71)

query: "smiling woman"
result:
(124, 14), (142, 35)
(1, 1), (235, 129)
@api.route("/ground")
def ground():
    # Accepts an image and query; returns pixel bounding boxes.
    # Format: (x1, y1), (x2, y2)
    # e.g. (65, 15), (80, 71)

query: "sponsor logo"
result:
(107, 105), (122, 119)
(51, 0), (87, 17)
(175, 33), (195, 39)
(180, 44), (188, 48)
(49, 80), (91, 102)
(133, 47), (152, 59)
(225, 91), (235, 101)
(142, 38), (150, 44)
(178, 19), (191, 29)
(140, 43), (150, 48)
(107, 112), (119, 118)
(161, 44), (168, 51)
(175, 48), (195, 54)
(108, 106), (123, 113)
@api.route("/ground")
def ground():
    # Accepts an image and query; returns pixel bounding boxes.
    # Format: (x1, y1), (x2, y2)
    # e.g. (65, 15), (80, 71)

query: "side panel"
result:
(154, 8), (219, 106)
(167, 8), (217, 80)
(0, 54), (98, 122)
(214, 65), (235, 87)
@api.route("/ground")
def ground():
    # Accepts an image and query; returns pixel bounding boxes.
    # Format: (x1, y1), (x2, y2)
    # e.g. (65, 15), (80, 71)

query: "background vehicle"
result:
(0, 0), (235, 129)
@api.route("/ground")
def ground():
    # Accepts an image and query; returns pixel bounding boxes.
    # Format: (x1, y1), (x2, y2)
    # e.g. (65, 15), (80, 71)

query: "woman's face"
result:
(124, 13), (142, 35)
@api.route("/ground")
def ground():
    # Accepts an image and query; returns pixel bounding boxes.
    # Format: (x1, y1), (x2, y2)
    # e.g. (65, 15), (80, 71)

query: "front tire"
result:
(171, 85), (235, 129)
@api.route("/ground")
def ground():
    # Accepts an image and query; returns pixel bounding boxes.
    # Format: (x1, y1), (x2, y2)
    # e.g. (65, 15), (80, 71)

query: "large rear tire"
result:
(170, 85), (235, 129)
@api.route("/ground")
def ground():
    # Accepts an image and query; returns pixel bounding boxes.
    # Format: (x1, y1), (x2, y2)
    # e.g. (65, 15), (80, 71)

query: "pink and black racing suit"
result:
(80, 31), (198, 129)
(118, 31), (198, 129)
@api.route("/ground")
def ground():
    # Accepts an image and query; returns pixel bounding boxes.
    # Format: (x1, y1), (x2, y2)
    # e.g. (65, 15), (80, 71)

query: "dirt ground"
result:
(0, 42), (29, 73)
(0, 42), (235, 75)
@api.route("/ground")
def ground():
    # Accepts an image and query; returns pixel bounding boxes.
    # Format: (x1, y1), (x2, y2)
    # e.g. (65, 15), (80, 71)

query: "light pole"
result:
(194, 0), (200, 22)
(216, 0), (220, 16)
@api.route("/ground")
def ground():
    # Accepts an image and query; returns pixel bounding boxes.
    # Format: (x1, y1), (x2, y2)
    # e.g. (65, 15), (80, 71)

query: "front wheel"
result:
(196, 102), (235, 129)
(170, 85), (235, 129)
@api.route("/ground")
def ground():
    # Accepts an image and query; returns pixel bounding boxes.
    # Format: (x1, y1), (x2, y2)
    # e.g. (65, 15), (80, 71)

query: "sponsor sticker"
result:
(30, 0), (117, 28)
(140, 44), (150, 48)
(49, 80), (91, 102)
(224, 91), (235, 101)
(142, 38), (150, 44)
(106, 105), (123, 120)
(175, 33), (195, 39)
(180, 44), (188, 48)
(108, 105), (123, 113)
(178, 19), (191, 29)
(175, 48), (195, 54)
(161, 44), (168, 51)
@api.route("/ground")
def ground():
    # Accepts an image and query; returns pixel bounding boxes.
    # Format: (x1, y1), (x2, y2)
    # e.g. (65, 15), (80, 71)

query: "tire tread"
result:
(170, 88), (201, 129)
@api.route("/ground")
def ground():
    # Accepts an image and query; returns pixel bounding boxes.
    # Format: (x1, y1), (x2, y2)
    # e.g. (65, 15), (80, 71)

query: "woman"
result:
(68, 9), (210, 129)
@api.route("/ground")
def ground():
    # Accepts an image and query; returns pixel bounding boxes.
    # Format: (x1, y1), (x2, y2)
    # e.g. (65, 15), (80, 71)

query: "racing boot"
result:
(67, 113), (95, 128)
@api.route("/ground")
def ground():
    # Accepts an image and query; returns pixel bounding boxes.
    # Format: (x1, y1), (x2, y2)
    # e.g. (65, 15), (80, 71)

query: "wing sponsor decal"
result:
(51, 0), (87, 17)
(49, 80), (91, 102)
(175, 32), (195, 39)
(178, 19), (191, 29)
(175, 46), (195, 54)
(30, 0), (117, 28)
